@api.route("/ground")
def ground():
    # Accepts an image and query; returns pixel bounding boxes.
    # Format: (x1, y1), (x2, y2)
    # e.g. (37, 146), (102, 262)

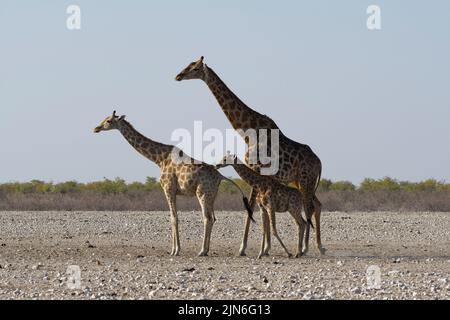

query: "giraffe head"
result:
(175, 56), (206, 81)
(215, 152), (242, 169)
(93, 111), (126, 133)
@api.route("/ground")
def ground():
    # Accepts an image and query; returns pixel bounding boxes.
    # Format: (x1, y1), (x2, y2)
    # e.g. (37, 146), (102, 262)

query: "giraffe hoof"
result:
(319, 247), (326, 255)
(287, 253), (293, 258)
(198, 251), (208, 257)
(294, 252), (303, 258)
(238, 251), (247, 257)
(257, 254), (263, 259)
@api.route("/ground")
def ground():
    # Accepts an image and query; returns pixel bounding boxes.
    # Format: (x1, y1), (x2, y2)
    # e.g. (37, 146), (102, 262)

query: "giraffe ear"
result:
(119, 115), (126, 120)
(200, 56), (204, 62)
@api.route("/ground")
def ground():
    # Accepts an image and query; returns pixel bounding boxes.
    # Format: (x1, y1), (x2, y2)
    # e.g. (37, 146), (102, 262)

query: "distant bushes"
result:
(318, 177), (450, 193)
(0, 177), (161, 195)
(0, 177), (449, 212)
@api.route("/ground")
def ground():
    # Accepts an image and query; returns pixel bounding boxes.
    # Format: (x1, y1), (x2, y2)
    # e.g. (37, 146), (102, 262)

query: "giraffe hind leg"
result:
(301, 188), (315, 255)
(313, 195), (325, 254)
(238, 188), (256, 256)
(268, 210), (292, 258)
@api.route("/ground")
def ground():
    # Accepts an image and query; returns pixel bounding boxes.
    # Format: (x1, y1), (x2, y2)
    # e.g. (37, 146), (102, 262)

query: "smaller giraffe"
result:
(216, 154), (309, 258)
(93, 111), (253, 256)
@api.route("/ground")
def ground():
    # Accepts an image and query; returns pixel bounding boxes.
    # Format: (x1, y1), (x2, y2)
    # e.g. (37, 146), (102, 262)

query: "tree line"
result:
(1, 176), (449, 194)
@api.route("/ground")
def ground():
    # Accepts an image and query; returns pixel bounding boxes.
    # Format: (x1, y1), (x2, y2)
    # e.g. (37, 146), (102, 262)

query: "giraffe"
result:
(93, 111), (254, 256)
(216, 154), (307, 258)
(175, 56), (324, 255)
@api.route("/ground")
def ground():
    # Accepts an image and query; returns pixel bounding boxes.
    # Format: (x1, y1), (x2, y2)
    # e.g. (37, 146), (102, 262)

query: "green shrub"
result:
(329, 180), (356, 191)
(360, 177), (400, 191)
(318, 179), (332, 192)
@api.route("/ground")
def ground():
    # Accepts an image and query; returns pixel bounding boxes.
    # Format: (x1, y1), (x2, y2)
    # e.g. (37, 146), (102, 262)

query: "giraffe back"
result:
(160, 159), (222, 197)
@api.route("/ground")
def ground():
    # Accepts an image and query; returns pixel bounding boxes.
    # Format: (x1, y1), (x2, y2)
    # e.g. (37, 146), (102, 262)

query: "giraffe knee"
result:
(204, 213), (214, 225)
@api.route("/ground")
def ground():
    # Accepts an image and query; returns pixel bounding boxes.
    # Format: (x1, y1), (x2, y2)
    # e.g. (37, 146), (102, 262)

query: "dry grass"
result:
(1, 190), (449, 212)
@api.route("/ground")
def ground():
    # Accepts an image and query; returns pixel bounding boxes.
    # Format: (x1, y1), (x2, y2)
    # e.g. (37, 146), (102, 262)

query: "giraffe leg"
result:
(268, 209), (292, 258)
(257, 208), (267, 259)
(290, 208), (306, 258)
(301, 187), (315, 255)
(238, 188), (256, 256)
(199, 210), (214, 256)
(303, 195), (322, 254)
(313, 196), (325, 255)
(164, 189), (180, 256)
(262, 207), (271, 256)
(293, 181), (311, 255)
(198, 195), (215, 257)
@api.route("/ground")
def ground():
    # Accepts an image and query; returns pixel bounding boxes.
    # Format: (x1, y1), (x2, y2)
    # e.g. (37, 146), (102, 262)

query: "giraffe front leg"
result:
(163, 187), (180, 256)
(238, 188), (256, 256)
(168, 201), (180, 256)
(199, 211), (214, 256)
(197, 195), (215, 257)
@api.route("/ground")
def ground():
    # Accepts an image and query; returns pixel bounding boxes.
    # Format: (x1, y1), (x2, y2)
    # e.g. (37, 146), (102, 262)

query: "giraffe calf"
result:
(216, 154), (309, 258)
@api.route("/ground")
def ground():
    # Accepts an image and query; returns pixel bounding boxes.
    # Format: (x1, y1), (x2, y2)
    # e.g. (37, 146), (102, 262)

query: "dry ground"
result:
(0, 211), (449, 300)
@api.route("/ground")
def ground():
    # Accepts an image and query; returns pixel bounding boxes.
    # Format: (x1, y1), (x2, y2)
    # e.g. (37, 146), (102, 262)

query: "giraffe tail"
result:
(242, 196), (255, 223)
(220, 176), (255, 223)
(314, 161), (322, 194)
(307, 218), (314, 230)
(306, 160), (321, 230)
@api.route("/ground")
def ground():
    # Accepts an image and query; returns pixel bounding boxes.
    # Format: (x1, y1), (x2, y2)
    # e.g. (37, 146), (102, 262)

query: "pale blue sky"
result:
(1, 1), (449, 184)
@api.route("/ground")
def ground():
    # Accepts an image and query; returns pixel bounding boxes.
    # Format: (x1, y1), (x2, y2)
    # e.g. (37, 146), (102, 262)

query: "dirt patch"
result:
(0, 211), (449, 299)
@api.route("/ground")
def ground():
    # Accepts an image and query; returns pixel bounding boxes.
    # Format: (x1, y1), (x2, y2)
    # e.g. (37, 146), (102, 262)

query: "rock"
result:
(350, 287), (361, 294)
(31, 263), (43, 270)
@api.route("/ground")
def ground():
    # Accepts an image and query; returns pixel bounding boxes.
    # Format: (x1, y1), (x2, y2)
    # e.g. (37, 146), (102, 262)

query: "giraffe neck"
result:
(231, 163), (266, 188)
(203, 66), (278, 132)
(117, 120), (173, 167)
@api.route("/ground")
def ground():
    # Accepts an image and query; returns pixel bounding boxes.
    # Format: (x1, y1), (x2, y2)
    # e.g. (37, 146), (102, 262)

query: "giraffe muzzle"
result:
(175, 74), (183, 81)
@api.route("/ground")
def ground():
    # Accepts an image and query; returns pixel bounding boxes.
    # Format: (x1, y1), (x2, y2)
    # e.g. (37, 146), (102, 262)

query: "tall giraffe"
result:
(216, 154), (307, 259)
(93, 111), (253, 256)
(176, 57), (324, 255)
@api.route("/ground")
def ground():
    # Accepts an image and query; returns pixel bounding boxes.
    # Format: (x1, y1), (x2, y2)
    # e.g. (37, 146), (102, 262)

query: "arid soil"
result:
(0, 211), (449, 300)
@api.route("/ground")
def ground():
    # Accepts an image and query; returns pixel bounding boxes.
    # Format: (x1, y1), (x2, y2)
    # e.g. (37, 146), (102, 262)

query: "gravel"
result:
(0, 210), (449, 300)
